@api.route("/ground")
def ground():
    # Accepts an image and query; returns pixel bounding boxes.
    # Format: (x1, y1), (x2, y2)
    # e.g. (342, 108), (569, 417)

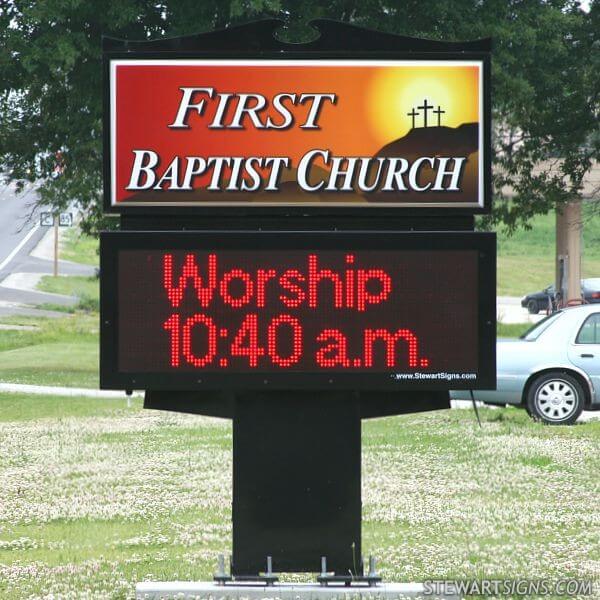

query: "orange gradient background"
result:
(113, 61), (481, 203)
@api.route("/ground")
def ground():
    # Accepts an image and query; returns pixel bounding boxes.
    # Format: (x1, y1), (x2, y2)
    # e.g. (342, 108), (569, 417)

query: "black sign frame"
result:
(100, 230), (495, 392)
(102, 19), (492, 218)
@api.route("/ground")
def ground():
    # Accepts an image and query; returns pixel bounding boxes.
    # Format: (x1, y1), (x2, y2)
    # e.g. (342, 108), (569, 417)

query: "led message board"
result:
(100, 231), (495, 391)
(104, 58), (490, 214)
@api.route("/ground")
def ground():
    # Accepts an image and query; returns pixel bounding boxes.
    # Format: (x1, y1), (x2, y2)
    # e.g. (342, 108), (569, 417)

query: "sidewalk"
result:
(0, 382), (142, 398)
(0, 272), (76, 306)
(0, 301), (69, 319)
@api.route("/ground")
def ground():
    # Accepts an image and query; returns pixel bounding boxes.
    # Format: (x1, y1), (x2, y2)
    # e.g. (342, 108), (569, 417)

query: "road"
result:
(0, 180), (95, 316)
(0, 180), (45, 279)
(497, 295), (545, 325)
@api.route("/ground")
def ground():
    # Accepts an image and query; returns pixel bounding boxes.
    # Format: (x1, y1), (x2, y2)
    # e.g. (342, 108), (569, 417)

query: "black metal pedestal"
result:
(232, 392), (361, 576)
(145, 388), (450, 577)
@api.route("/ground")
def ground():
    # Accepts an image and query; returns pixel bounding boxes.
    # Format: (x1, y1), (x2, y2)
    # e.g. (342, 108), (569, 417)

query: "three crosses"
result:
(407, 99), (445, 128)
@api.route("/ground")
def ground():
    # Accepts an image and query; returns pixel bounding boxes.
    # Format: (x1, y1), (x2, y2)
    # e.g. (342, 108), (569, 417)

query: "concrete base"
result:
(135, 581), (459, 599)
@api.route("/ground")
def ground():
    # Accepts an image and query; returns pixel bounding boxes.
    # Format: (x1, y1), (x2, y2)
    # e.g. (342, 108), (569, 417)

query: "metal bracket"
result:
(214, 555), (279, 586)
(316, 555), (382, 587)
(213, 554), (232, 585)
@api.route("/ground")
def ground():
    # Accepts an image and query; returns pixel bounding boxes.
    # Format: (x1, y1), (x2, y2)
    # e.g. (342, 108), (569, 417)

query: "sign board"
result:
(40, 212), (54, 227)
(58, 212), (73, 227)
(104, 57), (490, 214)
(100, 231), (495, 391)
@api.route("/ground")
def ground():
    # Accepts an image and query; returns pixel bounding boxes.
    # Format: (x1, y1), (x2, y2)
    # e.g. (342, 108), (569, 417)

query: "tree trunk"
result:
(556, 200), (582, 307)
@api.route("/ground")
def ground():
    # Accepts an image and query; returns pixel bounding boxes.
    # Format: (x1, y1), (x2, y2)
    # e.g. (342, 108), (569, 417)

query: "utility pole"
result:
(53, 216), (59, 277)
(555, 200), (582, 307)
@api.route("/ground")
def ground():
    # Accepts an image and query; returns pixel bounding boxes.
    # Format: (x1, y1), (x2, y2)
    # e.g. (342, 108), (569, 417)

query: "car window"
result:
(583, 278), (600, 291)
(520, 311), (563, 341)
(576, 313), (600, 344)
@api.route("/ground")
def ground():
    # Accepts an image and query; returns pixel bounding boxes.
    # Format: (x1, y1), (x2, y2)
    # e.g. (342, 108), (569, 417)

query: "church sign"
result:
(101, 22), (495, 580)
(105, 58), (490, 213)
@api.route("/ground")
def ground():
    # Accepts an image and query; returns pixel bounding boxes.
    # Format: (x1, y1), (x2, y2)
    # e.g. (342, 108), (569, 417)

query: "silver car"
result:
(452, 305), (600, 424)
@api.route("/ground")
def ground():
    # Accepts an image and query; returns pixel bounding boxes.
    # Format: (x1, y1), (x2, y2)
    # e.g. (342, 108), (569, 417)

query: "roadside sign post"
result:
(41, 212), (72, 277)
(41, 212), (59, 277)
(101, 19), (494, 589)
(53, 218), (58, 277)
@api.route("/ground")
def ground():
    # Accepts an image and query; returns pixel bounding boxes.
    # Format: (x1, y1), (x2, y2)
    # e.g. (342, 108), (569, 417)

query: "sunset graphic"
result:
(366, 65), (480, 143)
(111, 60), (482, 206)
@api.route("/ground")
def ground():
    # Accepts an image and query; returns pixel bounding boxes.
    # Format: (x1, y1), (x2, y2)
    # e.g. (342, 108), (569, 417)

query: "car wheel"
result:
(526, 373), (585, 425)
(527, 299), (539, 314)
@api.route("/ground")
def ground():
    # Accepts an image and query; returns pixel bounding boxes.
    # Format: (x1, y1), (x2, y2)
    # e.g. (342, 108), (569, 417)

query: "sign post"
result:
(41, 211), (72, 277)
(101, 19), (494, 588)
(53, 218), (58, 277)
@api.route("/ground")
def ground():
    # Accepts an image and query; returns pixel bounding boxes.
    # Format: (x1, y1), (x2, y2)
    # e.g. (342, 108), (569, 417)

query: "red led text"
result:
(161, 252), (430, 371)
(163, 253), (391, 311)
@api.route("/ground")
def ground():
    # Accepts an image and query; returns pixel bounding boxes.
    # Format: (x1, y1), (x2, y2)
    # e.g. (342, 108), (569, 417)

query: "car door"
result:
(568, 312), (600, 396)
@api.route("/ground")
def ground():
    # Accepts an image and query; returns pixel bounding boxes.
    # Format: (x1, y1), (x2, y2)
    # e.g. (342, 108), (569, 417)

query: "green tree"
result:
(0, 0), (598, 233)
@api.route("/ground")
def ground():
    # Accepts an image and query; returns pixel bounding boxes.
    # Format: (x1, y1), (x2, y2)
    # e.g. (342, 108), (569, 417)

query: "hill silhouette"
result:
(376, 123), (478, 159)
(367, 122), (479, 204)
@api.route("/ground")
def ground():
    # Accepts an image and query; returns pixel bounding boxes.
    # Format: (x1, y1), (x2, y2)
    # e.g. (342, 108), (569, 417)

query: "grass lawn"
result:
(493, 205), (600, 297)
(61, 228), (99, 266)
(36, 275), (99, 312)
(0, 393), (597, 598)
(497, 321), (531, 338)
(0, 314), (98, 387)
(37, 275), (98, 300)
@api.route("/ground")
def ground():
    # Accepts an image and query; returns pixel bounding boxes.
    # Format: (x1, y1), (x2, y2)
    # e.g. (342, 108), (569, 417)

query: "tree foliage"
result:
(0, 0), (598, 233)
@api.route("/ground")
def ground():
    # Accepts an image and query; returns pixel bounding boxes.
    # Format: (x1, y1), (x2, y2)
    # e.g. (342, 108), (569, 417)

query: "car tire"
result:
(527, 299), (539, 314)
(526, 373), (585, 425)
